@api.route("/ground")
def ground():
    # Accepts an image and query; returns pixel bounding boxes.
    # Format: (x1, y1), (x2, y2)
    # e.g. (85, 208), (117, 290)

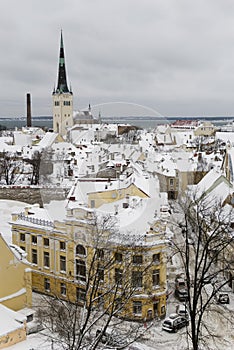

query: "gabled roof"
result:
(37, 132), (62, 148)
(188, 168), (232, 200)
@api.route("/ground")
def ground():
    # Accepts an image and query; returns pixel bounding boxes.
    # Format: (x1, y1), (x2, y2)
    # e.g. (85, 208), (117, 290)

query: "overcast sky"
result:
(1, 0), (234, 118)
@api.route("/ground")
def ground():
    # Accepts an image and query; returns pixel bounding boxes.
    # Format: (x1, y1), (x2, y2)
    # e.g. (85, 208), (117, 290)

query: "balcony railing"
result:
(18, 213), (54, 227)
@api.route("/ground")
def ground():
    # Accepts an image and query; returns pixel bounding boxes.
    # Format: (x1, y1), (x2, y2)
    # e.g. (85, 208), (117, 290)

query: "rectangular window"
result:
(63, 101), (71, 106)
(44, 252), (50, 268)
(98, 265), (104, 281)
(32, 249), (37, 264)
(115, 252), (123, 262)
(133, 255), (143, 264)
(44, 238), (49, 247)
(115, 268), (123, 285)
(152, 270), (160, 287)
(152, 253), (160, 264)
(60, 256), (66, 272)
(98, 293), (104, 307)
(170, 178), (174, 187)
(32, 235), (37, 245)
(76, 288), (86, 302)
(44, 278), (50, 292)
(60, 283), (66, 296)
(132, 271), (143, 288)
(133, 301), (142, 315)
(76, 260), (86, 281)
(20, 233), (25, 242)
(97, 249), (104, 259)
(115, 297), (123, 311)
(60, 241), (66, 251)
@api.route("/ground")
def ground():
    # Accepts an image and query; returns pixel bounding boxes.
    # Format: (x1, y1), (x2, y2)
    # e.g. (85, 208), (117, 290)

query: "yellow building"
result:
(0, 304), (27, 349)
(194, 121), (216, 137)
(0, 234), (31, 348)
(0, 233), (32, 312)
(11, 176), (169, 321)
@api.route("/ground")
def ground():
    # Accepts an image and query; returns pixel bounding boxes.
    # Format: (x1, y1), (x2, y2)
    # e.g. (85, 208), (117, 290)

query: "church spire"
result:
(55, 30), (70, 93)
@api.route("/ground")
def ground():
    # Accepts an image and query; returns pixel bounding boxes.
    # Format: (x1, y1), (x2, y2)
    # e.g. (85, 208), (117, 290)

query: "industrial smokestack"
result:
(26, 93), (32, 127)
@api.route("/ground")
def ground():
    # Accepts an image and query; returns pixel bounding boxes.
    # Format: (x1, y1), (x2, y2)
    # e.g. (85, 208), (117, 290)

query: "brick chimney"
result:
(26, 93), (32, 127)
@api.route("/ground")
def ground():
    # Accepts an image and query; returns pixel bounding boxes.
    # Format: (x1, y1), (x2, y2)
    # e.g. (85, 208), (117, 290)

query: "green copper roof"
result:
(56, 31), (70, 93)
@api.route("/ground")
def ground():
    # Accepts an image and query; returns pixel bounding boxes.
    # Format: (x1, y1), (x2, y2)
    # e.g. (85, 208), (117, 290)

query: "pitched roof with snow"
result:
(37, 132), (59, 148)
(0, 304), (26, 337)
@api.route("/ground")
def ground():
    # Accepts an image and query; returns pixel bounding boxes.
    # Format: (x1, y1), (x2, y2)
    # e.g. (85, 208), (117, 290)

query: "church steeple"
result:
(55, 30), (70, 93)
(52, 31), (73, 137)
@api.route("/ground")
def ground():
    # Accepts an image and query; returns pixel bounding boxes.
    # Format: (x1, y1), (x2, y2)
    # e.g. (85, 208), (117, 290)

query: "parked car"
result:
(160, 205), (171, 219)
(175, 276), (188, 301)
(162, 313), (189, 333)
(176, 304), (189, 320)
(216, 293), (230, 304)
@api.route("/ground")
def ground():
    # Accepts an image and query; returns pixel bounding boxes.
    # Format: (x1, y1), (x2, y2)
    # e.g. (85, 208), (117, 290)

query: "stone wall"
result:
(0, 187), (70, 207)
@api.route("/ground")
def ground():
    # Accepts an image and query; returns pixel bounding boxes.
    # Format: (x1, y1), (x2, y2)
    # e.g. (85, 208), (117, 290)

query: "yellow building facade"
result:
(0, 233), (32, 312)
(11, 190), (168, 321)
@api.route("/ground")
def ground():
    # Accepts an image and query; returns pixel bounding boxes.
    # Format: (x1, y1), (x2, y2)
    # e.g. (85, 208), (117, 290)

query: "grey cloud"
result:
(1, 0), (234, 117)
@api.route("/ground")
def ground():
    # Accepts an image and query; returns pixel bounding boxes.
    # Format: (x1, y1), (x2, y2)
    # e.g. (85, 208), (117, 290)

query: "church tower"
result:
(52, 31), (73, 137)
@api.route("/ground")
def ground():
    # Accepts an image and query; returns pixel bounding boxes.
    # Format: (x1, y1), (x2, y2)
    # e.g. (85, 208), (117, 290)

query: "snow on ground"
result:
(5, 332), (60, 350)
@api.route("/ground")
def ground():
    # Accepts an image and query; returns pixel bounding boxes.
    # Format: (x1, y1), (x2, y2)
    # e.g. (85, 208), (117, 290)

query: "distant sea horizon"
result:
(0, 115), (234, 130)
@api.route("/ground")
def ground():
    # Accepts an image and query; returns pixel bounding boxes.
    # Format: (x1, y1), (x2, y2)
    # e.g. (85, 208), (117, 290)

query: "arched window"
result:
(76, 244), (86, 256)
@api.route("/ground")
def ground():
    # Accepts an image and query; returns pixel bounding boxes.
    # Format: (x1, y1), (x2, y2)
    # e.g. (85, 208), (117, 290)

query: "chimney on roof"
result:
(26, 93), (32, 127)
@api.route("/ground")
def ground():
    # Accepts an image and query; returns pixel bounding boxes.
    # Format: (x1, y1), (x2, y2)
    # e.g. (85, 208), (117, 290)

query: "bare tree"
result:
(24, 150), (42, 185)
(0, 151), (24, 185)
(24, 148), (54, 185)
(171, 192), (234, 350)
(36, 214), (152, 350)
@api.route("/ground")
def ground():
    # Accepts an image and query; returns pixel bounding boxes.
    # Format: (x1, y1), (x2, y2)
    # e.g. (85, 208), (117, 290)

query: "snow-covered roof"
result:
(11, 204), (56, 229)
(154, 155), (177, 177)
(37, 132), (59, 148)
(98, 195), (168, 238)
(203, 181), (232, 206)
(216, 132), (234, 145)
(188, 168), (231, 200)
(67, 168), (159, 208)
(0, 304), (26, 337)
